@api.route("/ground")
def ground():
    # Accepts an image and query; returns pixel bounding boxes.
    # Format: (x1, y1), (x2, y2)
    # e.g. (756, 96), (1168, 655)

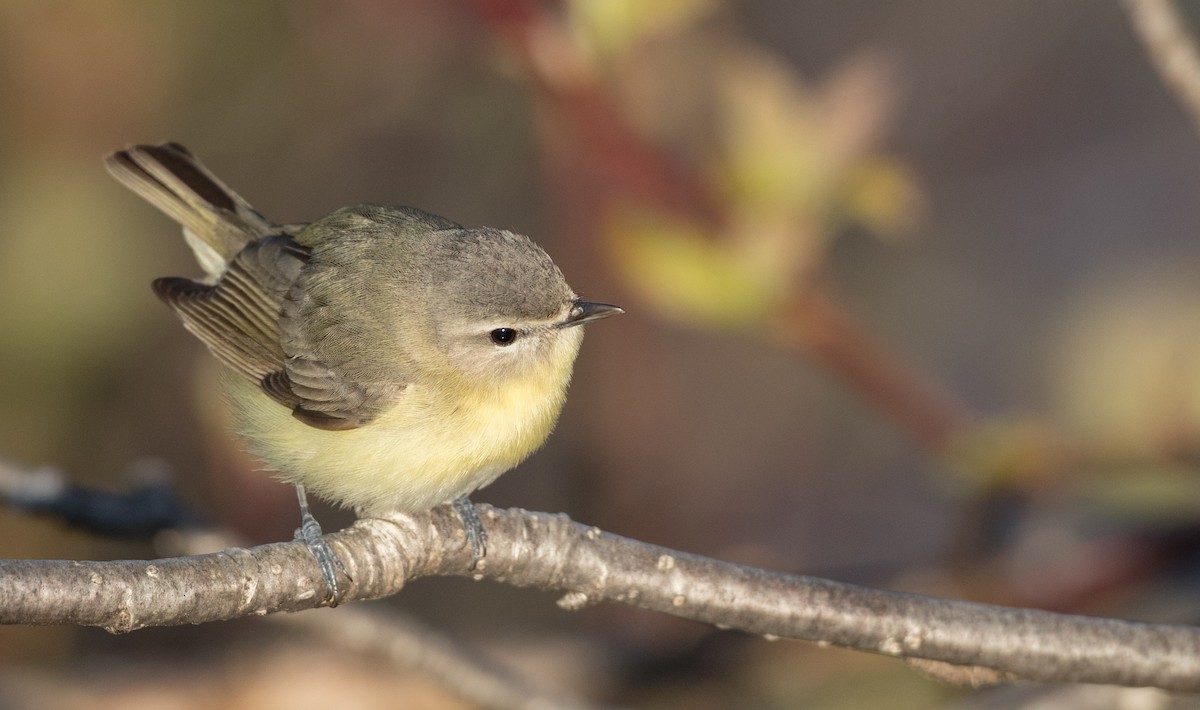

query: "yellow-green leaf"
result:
(607, 210), (784, 329)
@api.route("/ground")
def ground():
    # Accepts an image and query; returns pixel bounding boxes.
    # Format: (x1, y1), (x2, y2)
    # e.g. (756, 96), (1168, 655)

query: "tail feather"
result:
(105, 143), (277, 277)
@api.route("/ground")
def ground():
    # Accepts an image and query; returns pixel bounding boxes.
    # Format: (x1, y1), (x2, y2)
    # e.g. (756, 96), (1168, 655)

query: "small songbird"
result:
(106, 143), (621, 600)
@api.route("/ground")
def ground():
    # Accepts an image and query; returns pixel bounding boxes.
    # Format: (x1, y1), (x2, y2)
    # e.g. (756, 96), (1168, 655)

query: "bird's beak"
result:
(559, 300), (624, 328)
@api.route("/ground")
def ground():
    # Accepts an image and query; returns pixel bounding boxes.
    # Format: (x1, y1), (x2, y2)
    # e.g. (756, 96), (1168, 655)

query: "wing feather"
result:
(153, 237), (308, 407)
(113, 145), (416, 431)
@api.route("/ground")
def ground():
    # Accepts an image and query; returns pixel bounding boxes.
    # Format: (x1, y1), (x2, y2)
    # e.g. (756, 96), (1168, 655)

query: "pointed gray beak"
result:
(559, 300), (624, 328)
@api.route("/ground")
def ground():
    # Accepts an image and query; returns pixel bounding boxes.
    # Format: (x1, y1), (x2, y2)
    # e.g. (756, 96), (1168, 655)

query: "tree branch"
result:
(3, 505), (1198, 691)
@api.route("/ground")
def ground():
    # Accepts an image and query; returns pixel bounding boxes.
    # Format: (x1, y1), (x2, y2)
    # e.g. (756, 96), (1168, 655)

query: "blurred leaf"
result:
(1051, 266), (1200, 459)
(945, 418), (1069, 490)
(608, 210), (785, 328)
(566, 0), (718, 63)
(715, 48), (910, 221)
(717, 48), (832, 214)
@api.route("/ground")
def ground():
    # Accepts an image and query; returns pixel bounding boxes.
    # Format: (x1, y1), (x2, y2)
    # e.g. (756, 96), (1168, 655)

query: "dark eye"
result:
(490, 327), (518, 346)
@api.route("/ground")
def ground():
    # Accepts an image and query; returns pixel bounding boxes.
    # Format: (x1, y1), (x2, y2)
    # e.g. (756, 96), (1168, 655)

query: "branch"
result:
(775, 282), (975, 453)
(0, 457), (203, 536)
(471, 0), (726, 227)
(2, 505), (1198, 691)
(1122, 0), (1200, 137)
(1, 455), (602, 709)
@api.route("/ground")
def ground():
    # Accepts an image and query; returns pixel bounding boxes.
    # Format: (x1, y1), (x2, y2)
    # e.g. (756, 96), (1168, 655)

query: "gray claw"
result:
(452, 496), (488, 569)
(294, 485), (349, 605)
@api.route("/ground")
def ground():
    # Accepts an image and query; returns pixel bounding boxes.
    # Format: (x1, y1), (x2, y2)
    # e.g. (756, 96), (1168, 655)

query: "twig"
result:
(775, 281), (975, 452)
(1122, 0), (1200, 137)
(0, 458), (203, 537)
(276, 605), (604, 710)
(2, 505), (1198, 691)
(471, 0), (725, 227)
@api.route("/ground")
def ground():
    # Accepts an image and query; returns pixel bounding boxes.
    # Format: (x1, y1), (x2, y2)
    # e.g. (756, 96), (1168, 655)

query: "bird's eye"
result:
(490, 328), (518, 346)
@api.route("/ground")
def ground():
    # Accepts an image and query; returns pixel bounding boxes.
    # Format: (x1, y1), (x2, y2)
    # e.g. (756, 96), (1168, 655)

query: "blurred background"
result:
(2, 1), (1200, 707)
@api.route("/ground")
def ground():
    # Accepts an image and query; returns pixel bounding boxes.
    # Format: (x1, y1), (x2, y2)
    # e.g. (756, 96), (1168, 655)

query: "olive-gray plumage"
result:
(105, 142), (620, 599)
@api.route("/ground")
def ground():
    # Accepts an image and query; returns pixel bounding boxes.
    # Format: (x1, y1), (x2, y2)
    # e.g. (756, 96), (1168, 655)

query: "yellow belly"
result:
(223, 367), (571, 515)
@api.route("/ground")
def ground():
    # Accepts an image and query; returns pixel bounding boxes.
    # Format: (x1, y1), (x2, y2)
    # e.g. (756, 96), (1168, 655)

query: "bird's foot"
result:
(294, 485), (350, 605)
(452, 496), (487, 569)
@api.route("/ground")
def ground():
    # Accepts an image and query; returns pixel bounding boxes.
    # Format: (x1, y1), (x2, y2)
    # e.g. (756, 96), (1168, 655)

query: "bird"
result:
(105, 142), (621, 602)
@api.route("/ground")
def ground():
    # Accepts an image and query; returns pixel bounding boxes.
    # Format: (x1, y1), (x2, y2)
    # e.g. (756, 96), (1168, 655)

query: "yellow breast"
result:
(222, 359), (574, 515)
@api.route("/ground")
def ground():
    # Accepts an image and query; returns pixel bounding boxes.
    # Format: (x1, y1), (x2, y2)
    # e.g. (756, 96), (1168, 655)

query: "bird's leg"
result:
(294, 484), (349, 605)
(452, 496), (487, 569)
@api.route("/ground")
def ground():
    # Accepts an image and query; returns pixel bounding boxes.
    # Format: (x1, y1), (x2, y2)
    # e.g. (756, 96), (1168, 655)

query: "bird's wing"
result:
(268, 357), (405, 431)
(274, 279), (408, 431)
(156, 234), (402, 431)
(153, 236), (308, 390)
(266, 206), (468, 431)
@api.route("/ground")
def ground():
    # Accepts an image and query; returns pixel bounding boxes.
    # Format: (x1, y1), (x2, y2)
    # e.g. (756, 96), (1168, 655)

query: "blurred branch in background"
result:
(1123, 0), (1200, 138)
(0, 458), (202, 538)
(265, 594), (602, 710)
